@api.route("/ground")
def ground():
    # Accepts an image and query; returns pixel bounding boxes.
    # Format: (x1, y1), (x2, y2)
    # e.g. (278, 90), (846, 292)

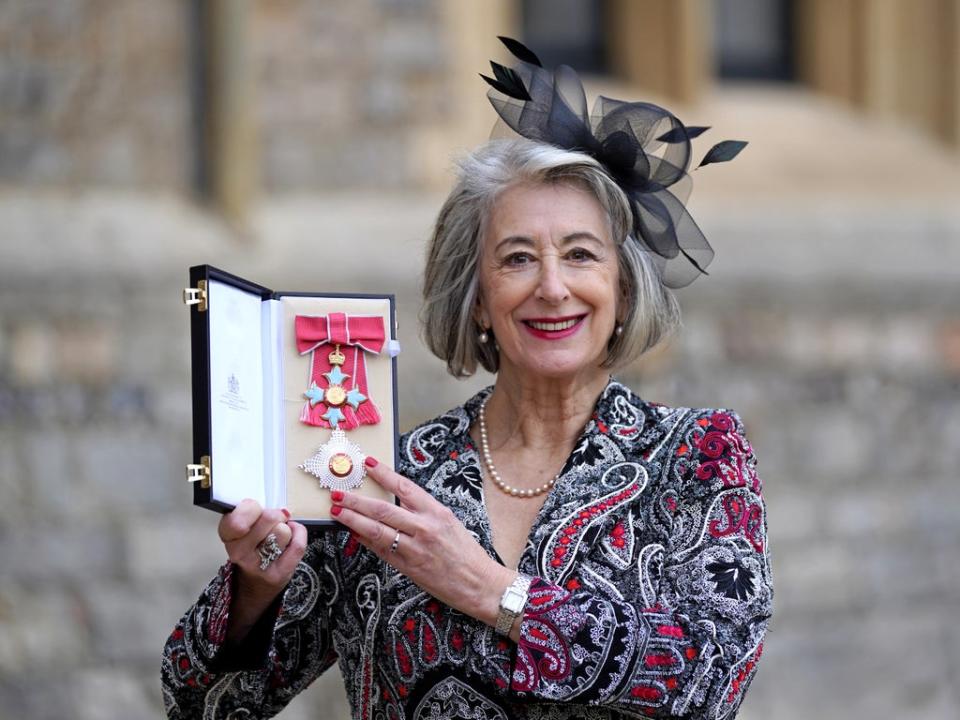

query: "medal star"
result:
(322, 406), (346, 428)
(303, 382), (325, 407)
(345, 388), (367, 409)
(324, 366), (349, 386)
(299, 451), (325, 479)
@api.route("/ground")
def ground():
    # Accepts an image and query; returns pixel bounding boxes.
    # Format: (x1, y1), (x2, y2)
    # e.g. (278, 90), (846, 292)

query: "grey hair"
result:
(421, 138), (680, 378)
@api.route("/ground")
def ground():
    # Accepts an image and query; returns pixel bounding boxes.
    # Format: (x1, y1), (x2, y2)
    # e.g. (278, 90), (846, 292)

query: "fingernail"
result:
(330, 490), (344, 502)
(330, 505), (342, 517)
(364, 456), (378, 468)
(281, 508), (291, 519)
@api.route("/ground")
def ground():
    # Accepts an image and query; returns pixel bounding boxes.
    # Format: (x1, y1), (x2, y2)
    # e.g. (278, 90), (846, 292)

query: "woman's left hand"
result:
(329, 457), (514, 627)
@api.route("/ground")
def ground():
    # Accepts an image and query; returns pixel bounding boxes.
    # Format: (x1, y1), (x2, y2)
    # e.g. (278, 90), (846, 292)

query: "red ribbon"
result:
(295, 312), (385, 429)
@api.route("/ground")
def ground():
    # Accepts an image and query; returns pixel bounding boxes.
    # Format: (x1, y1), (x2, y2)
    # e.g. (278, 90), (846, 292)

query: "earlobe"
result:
(474, 294), (490, 330)
(475, 299), (491, 345)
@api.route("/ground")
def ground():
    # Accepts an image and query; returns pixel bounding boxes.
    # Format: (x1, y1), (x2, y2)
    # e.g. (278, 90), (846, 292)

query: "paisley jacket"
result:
(162, 379), (773, 719)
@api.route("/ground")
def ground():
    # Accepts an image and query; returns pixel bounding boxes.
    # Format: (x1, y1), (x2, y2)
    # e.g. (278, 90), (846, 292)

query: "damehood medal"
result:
(299, 429), (366, 491)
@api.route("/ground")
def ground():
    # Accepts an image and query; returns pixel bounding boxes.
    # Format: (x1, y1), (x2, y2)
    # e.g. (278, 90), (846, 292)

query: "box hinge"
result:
(182, 280), (208, 311)
(186, 455), (211, 488)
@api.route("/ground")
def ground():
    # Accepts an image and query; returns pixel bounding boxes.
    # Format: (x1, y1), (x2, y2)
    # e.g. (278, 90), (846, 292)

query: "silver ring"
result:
(389, 528), (401, 554)
(256, 532), (282, 570)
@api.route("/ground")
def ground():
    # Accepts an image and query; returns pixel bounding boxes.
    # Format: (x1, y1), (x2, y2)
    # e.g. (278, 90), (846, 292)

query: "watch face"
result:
(503, 588), (525, 614)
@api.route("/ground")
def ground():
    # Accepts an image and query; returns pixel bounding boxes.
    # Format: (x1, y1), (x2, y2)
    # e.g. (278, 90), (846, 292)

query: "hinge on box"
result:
(182, 280), (208, 311)
(186, 455), (211, 488)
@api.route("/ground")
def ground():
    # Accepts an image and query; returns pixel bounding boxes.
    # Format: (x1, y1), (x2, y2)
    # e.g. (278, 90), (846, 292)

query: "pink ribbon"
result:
(295, 312), (385, 429)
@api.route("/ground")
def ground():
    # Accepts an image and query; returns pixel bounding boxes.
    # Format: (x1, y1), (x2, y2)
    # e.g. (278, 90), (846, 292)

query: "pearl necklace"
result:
(478, 397), (559, 498)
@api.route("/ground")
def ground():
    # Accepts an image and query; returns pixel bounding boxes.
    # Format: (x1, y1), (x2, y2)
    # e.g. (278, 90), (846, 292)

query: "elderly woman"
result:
(163, 40), (771, 720)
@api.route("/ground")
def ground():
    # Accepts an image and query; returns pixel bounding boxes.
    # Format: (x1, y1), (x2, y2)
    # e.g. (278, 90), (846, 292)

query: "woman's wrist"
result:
(226, 567), (287, 643)
(460, 560), (520, 632)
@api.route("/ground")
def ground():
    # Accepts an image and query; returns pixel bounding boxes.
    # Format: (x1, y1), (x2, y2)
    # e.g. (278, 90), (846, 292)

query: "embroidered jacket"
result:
(162, 380), (773, 719)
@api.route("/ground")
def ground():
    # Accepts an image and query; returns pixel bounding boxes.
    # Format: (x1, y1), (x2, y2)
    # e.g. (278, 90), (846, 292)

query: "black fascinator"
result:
(481, 37), (747, 288)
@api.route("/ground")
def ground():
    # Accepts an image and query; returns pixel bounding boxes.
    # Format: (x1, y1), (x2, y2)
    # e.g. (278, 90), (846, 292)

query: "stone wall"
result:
(0, 0), (192, 190)
(0, 0), (454, 193)
(254, 0), (452, 191)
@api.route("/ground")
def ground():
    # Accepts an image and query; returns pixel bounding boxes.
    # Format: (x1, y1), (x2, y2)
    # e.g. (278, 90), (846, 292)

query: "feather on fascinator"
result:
(481, 36), (747, 289)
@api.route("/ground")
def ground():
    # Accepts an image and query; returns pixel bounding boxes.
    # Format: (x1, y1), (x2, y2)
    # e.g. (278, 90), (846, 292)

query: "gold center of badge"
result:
(328, 453), (353, 477)
(325, 384), (347, 406)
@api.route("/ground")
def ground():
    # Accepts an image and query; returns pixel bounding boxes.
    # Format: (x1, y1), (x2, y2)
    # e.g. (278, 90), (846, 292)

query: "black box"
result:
(184, 264), (399, 526)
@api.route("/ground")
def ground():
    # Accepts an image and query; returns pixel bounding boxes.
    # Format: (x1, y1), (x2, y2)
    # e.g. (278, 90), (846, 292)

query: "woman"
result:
(163, 39), (771, 720)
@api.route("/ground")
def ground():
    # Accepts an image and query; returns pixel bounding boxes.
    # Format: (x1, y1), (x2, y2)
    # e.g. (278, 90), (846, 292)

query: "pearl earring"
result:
(479, 329), (489, 344)
(615, 324), (623, 337)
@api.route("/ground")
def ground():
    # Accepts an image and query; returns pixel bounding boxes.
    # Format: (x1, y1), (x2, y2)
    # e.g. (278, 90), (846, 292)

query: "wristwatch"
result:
(495, 573), (533, 636)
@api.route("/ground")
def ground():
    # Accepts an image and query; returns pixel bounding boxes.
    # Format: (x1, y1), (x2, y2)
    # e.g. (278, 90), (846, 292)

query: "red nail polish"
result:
(364, 456), (378, 468)
(281, 508), (291, 519)
(330, 505), (342, 517)
(330, 490), (344, 502)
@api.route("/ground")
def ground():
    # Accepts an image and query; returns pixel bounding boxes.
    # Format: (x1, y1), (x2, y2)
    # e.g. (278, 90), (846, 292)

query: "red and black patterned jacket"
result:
(162, 379), (773, 719)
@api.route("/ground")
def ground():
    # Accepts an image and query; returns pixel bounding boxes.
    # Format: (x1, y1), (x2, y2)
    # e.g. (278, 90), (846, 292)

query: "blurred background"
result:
(1, 0), (959, 718)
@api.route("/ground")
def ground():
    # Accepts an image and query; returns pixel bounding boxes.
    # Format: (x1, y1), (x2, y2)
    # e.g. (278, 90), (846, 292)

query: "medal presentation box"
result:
(183, 265), (399, 526)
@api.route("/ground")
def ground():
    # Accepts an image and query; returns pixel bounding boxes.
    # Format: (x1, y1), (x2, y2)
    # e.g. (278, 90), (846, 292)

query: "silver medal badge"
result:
(299, 429), (367, 491)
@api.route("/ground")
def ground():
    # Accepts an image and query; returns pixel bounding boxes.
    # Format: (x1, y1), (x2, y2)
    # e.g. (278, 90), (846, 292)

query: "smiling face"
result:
(476, 181), (622, 384)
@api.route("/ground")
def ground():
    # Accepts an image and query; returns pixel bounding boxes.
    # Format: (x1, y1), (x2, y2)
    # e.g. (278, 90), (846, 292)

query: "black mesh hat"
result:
(481, 37), (747, 289)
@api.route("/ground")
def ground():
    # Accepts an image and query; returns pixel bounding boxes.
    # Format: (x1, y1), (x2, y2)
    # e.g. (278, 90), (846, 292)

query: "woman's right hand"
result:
(217, 498), (308, 642)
